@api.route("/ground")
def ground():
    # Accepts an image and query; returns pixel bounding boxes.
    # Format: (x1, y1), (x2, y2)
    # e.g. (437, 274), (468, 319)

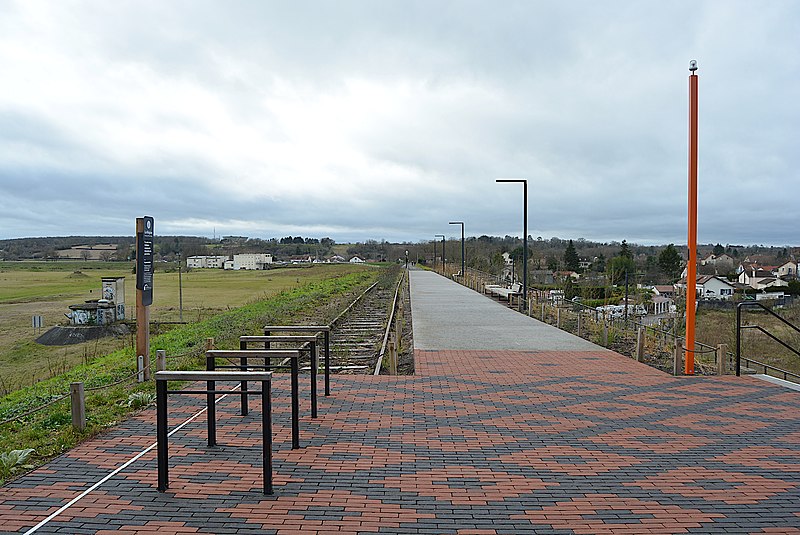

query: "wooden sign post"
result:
(136, 216), (154, 380)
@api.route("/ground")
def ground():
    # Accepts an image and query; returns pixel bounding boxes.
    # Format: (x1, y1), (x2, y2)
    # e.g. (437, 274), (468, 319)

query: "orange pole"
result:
(685, 65), (699, 375)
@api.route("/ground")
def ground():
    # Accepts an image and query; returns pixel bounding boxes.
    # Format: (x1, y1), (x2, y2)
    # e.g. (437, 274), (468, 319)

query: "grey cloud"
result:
(0, 1), (798, 246)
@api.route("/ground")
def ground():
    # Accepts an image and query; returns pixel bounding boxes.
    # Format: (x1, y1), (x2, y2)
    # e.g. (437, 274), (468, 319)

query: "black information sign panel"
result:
(136, 216), (154, 306)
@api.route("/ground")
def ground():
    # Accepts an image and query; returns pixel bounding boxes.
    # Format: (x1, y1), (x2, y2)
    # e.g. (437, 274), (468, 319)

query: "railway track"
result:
(328, 279), (396, 374)
(266, 268), (406, 376)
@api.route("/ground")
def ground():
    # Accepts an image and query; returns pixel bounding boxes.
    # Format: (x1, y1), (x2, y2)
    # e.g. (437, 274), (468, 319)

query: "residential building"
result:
(653, 285), (675, 299)
(349, 256), (366, 264)
(776, 261), (798, 279)
(186, 255), (229, 269)
(701, 253), (734, 266)
(225, 253), (273, 270)
(738, 268), (787, 289)
(676, 275), (736, 300)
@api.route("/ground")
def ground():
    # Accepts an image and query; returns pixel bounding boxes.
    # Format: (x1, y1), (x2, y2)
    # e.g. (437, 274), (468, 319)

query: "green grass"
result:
(0, 268), (377, 481)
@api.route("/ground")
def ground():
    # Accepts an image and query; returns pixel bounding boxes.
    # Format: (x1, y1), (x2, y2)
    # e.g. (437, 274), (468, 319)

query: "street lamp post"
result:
(496, 179), (528, 312)
(435, 234), (445, 274)
(685, 59), (699, 375)
(449, 221), (465, 278)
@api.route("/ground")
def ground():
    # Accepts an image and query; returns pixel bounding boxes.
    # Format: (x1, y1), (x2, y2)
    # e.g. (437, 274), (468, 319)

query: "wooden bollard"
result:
(388, 332), (398, 375)
(556, 307), (561, 329)
(673, 337), (683, 376)
(577, 313), (582, 337)
(70, 382), (86, 431)
(541, 304), (545, 321)
(206, 337), (215, 351)
(602, 322), (608, 347)
(717, 343), (728, 375)
(636, 327), (645, 362)
(157, 349), (167, 372)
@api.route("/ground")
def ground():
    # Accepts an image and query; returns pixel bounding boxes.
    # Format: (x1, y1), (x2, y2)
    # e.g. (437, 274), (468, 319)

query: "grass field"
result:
(0, 261), (369, 393)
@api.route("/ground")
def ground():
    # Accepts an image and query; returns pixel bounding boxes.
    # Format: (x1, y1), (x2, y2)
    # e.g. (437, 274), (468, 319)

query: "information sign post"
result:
(136, 216), (154, 380)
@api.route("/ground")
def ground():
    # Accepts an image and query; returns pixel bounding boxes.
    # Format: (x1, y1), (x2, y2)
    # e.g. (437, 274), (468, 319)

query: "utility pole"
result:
(178, 252), (183, 322)
(436, 234), (445, 274)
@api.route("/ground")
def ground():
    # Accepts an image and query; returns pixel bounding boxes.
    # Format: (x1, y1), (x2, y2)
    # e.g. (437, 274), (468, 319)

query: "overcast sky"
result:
(1, 1), (798, 246)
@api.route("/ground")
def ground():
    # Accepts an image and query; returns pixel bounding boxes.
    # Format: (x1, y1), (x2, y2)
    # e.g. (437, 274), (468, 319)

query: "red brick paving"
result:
(1, 348), (799, 533)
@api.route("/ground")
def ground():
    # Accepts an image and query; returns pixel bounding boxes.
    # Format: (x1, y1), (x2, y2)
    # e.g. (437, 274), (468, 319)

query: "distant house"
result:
(752, 277), (789, 291)
(555, 270), (580, 281)
(578, 259), (592, 270)
(328, 255), (346, 263)
(738, 268), (786, 289)
(776, 261), (798, 279)
(676, 275), (736, 300)
(701, 253), (732, 266)
(289, 256), (313, 264)
(653, 285), (675, 299)
(349, 256), (366, 264)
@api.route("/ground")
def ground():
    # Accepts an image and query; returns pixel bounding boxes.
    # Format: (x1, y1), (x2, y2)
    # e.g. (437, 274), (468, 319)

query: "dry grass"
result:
(698, 305), (800, 376)
(0, 263), (368, 392)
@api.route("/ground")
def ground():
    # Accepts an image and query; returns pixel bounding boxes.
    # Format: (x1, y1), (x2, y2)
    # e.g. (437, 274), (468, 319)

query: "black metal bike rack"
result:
(244, 334), (320, 418)
(207, 348), (304, 449)
(263, 326), (332, 396)
(155, 370), (273, 494)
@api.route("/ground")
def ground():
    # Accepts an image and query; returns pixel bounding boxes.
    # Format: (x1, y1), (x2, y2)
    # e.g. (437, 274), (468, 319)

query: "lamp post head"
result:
(689, 60), (698, 73)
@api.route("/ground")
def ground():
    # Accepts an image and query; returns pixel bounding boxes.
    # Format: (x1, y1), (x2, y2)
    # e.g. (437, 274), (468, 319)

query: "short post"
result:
(395, 313), (402, 344)
(70, 382), (86, 431)
(556, 307), (561, 329)
(206, 338), (216, 447)
(673, 337), (683, 376)
(261, 378), (273, 495)
(156, 378), (168, 491)
(716, 343), (728, 375)
(541, 303), (545, 321)
(156, 349), (166, 372)
(602, 322), (609, 347)
(310, 340), (318, 418)
(577, 312), (582, 337)
(323, 329), (331, 396)
(636, 327), (645, 362)
(137, 355), (145, 383)
(388, 332), (398, 375)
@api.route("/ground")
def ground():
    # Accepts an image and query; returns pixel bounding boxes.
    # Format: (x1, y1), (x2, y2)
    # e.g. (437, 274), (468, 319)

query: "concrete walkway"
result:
(411, 269), (597, 351)
(1, 270), (799, 534)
